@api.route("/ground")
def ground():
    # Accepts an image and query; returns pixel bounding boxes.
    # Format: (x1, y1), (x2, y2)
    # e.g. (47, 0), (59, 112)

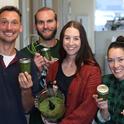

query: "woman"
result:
(93, 41), (124, 123)
(46, 21), (101, 124)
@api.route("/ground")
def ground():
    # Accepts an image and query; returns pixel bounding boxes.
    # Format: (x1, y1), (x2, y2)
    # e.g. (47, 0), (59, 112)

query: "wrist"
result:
(100, 109), (110, 121)
(21, 87), (32, 94)
(97, 109), (110, 122)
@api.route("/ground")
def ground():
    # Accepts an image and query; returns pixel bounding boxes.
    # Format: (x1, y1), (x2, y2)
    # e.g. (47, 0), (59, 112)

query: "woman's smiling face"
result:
(108, 47), (124, 80)
(63, 27), (81, 57)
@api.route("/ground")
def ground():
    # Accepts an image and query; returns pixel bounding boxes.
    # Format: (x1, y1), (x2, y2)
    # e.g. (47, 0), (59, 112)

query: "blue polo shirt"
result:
(0, 51), (38, 124)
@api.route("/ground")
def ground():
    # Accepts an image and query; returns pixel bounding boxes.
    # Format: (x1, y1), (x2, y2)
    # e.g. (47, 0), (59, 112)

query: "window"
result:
(95, 0), (124, 31)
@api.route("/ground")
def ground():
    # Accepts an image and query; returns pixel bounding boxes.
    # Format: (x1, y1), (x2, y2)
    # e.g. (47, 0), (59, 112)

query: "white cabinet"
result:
(95, 31), (124, 74)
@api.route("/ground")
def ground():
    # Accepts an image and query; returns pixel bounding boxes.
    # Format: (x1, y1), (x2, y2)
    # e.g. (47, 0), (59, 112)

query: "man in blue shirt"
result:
(0, 6), (37, 124)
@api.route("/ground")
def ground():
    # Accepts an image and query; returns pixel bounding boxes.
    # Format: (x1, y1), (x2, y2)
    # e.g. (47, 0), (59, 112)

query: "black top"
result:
(56, 65), (74, 103)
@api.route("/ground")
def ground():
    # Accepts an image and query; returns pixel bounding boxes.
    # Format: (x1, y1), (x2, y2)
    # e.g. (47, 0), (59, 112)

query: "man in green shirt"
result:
(20, 7), (60, 124)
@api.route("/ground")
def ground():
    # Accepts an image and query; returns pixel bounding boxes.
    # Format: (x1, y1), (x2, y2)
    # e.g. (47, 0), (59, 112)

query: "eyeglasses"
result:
(107, 57), (124, 65)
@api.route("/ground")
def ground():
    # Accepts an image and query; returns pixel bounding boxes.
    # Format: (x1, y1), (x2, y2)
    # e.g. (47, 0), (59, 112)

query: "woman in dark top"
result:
(93, 41), (124, 124)
(46, 20), (101, 124)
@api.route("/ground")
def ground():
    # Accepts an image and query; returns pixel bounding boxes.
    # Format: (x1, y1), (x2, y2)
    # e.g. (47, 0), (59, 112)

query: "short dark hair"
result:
(0, 6), (22, 22)
(34, 7), (57, 24)
(107, 41), (124, 56)
(116, 35), (124, 42)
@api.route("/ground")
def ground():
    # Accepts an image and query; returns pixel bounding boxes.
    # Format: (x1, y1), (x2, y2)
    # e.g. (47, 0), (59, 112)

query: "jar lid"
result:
(97, 84), (109, 94)
(19, 58), (31, 63)
(41, 48), (50, 52)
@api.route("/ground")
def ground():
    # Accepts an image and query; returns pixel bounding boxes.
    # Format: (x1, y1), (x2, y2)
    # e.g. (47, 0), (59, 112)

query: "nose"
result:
(68, 38), (74, 45)
(113, 60), (120, 68)
(6, 23), (12, 30)
(43, 22), (48, 29)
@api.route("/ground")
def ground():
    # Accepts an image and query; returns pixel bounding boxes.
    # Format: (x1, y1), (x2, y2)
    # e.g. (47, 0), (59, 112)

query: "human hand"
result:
(47, 80), (58, 94)
(19, 72), (34, 112)
(18, 72), (33, 89)
(121, 110), (124, 115)
(34, 52), (45, 72)
(93, 94), (109, 110)
(43, 57), (58, 68)
(34, 53), (57, 72)
(93, 94), (110, 120)
(41, 115), (58, 124)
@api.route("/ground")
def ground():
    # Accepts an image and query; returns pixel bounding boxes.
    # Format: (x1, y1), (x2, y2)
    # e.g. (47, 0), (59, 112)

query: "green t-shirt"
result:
(20, 39), (60, 59)
(20, 39), (60, 89)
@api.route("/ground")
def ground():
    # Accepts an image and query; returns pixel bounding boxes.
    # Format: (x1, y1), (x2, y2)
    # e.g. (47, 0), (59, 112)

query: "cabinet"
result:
(95, 31), (124, 74)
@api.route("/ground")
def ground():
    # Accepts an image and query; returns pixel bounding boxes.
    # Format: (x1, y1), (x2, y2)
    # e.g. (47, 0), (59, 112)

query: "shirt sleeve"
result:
(97, 110), (111, 123)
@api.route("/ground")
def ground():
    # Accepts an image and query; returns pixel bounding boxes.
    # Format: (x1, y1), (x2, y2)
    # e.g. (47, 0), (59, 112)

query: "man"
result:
(20, 7), (59, 58)
(0, 6), (36, 124)
(20, 7), (60, 124)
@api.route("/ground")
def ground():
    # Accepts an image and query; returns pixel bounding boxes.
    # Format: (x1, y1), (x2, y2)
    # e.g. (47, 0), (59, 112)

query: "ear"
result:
(20, 24), (23, 32)
(57, 21), (59, 28)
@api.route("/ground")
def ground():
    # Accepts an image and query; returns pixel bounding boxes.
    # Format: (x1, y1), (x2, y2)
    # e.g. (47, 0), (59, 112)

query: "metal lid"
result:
(19, 58), (31, 63)
(97, 84), (109, 94)
(41, 47), (50, 52)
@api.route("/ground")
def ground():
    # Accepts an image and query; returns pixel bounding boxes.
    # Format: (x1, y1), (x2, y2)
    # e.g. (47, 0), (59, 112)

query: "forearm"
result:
(100, 109), (110, 121)
(21, 88), (34, 113)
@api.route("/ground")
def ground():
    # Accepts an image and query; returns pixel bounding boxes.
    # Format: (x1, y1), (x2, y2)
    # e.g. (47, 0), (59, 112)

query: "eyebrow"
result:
(64, 35), (80, 37)
(37, 18), (54, 22)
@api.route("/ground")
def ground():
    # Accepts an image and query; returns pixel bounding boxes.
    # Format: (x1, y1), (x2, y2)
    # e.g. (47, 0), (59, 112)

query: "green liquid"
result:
(98, 92), (108, 100)
(19, 58), (31, 73)
(38, 96), (65, 121)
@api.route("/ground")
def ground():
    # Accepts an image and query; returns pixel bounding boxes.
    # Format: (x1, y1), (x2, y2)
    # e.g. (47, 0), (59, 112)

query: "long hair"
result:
(59, 20), (99, 73)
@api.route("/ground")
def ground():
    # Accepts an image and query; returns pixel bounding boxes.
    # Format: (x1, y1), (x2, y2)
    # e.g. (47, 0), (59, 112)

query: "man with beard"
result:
(20, 7), (60, 124)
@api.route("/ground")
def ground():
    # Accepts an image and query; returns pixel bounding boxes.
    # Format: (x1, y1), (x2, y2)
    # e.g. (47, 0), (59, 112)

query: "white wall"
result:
(18, 0), (95, 52)
(0, 0), (18, 7)
(95, 30), (124, 74)
(54, 0), (95, 53)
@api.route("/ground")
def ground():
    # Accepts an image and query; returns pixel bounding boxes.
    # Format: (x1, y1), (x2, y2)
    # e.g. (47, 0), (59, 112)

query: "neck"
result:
(39, 38), (57, 47)
(64, 57), (75, 65)
(62, 57), (77, 76)
(0, 42), (16, 56)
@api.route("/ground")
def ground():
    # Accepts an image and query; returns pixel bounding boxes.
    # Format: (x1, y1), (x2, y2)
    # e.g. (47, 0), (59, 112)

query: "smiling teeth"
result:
(68, 48), (74, 50)
(43, 30), (50, 33)
(115, 70), (121, 73)
(5, 32), (13, 36)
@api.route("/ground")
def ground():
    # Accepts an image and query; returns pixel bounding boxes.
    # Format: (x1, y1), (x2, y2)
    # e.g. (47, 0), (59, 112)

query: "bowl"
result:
(37, 88), (65, 122)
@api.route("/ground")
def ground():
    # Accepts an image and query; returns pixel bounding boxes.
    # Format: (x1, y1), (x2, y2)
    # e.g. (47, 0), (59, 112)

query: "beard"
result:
(37, 28), (57, 41)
